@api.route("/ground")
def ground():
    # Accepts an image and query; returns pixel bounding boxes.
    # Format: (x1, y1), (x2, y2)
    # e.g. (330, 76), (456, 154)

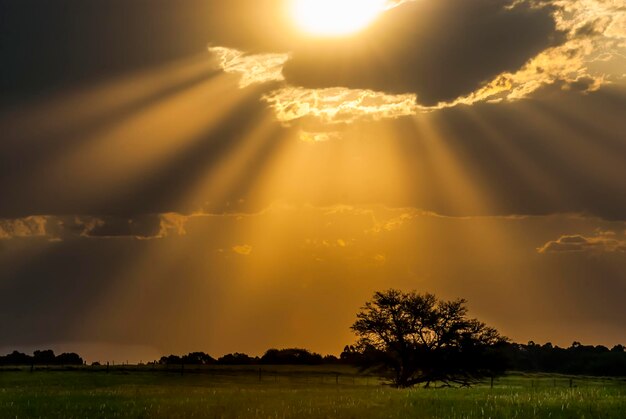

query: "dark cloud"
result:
(283, 0), (564, 105)
(0, 213), (190, 242)
(538, 233), (626, 253)
(74, 216), (162, 240)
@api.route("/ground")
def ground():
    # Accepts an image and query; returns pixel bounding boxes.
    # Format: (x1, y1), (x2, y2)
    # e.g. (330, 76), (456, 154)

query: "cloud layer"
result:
(539, 231), (626, 253)
(283, 0), (562, 105)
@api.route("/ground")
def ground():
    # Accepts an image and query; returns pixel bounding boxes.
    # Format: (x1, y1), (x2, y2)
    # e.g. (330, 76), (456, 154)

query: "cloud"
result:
(208, 0), (625, 127)
(0, 214), (190, 242)
(232, 244), (253, 256)
(447, 0), (626, 106)
(367, 212), (420, 234)
(282, 0), (563, 105)
(262, 87), (417, 125)
(74, 215), (177, 240)
(298, 130), (343, 143)
(373, 254), (387, 265)
(538, 231), (626, 253)
(0, 216), (50, 240)
(208, 46), (289, 88)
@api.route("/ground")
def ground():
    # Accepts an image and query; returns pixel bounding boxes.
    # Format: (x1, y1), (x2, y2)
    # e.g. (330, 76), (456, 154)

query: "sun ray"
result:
(22, 72), (259, 212)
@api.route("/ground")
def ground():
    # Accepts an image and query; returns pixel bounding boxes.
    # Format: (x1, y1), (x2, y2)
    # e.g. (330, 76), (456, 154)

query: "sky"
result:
(0, 0), (625, 363)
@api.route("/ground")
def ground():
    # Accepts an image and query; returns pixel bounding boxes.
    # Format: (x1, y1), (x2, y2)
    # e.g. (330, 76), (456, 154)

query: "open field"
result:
(1, 367), (624, 418)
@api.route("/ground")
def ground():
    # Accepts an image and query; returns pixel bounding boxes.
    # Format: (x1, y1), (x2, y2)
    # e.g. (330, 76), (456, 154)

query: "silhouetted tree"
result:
(217, 353), (257, 365)
(33, 349), (56, 365)
(181, 352), (216, 365)
(1, 351), (31, 365)
(323, 354), (340, 364)
(0, 350), (83, 366)
(261, 348), (323, 365)
(159, 355), (182, 365)
(351, 289), (506, 388)
(55, 352), (84, 365)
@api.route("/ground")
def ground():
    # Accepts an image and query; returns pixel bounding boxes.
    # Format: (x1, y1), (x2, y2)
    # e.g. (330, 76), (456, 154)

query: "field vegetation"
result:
(1, 367), (624, 418)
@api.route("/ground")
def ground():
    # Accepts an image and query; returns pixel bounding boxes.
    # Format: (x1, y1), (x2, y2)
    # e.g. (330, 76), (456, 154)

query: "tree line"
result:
(153, 342), (626, 378)
(3, 344), (623, 379)
(0, 349), (83, 366)
(157, 348), (336, 366)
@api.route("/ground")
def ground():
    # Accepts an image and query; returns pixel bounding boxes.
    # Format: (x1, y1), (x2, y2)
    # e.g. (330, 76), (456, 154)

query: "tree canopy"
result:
(351, 289), (507, 388)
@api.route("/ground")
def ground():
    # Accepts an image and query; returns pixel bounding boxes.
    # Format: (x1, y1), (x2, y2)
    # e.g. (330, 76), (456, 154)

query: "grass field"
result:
(1, 366), (624, 418)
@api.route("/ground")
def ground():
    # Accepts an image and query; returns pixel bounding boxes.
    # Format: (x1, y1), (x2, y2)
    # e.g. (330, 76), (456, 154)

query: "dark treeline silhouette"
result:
(2, 344), (625, 378)
(341, 342), (626, 377)
(155, 342), (626, 379)
(158, 352), (216, 366)
(499, 341), (626, 377)
(0, 350), (83, 366)
(157, 348), (339, 366)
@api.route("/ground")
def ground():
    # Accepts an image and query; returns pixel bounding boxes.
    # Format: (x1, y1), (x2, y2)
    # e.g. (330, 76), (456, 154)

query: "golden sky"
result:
(0, 0), (625, 363)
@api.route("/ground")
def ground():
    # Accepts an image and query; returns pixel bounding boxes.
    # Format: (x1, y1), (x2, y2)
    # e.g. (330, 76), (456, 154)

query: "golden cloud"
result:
(538, 231), (626, 253)
(208, 46), (290, 88)
(232, 244), (254, 256)
(262, 87), (418, 125)
(0, 216), (50, 240)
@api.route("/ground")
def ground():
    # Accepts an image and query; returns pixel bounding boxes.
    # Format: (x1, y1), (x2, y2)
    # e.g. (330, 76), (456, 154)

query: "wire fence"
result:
(1, 365), (625, 389)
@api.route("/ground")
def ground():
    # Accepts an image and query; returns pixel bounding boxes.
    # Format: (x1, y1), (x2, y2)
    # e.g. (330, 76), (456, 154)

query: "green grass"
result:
(0, 367), (624, 418)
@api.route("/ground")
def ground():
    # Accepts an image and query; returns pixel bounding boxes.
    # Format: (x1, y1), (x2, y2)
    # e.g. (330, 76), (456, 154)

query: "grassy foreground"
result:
(0, 367), (624, 418)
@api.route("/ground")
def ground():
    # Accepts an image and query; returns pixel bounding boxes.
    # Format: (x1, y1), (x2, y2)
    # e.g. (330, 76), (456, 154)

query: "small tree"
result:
(351, 289), (506, 388)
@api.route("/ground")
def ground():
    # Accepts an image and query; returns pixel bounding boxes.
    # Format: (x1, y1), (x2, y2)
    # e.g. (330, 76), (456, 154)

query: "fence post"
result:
(490, 376), (494, 389)
(569, 379), (573, 388)
(258, 368), (262, 382)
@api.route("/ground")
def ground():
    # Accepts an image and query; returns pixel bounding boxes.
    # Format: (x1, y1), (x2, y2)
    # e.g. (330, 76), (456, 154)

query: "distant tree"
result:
(181, 352), (216, 365)
(55, 352), (84, 366)
(261, 349), (323, 365)
(0, 351), (31, 366)
(33, 350), (56, 365)
(217, 353), (256, 365)
(351, 289), (506, 388)
(340, 345), (359, 363)
(323, 354), (340, 364)
(159, 355), (182, 365)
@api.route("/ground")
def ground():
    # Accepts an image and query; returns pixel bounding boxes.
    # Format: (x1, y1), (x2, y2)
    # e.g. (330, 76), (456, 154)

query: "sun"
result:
(290, 0), (387, 37)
